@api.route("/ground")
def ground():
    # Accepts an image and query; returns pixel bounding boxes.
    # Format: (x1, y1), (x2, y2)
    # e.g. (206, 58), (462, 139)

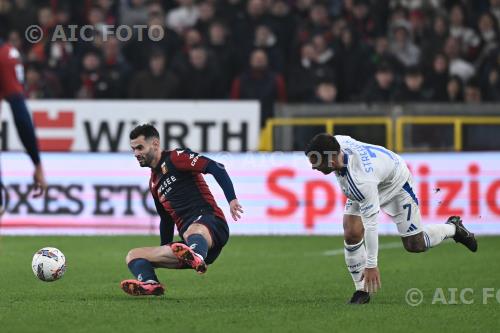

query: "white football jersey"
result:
(334, 135), (410, 219)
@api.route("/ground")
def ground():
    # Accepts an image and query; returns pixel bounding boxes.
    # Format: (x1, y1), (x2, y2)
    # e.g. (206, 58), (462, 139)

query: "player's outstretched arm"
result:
(204, 160), (243, 221)
(362, 212), (381, 294)
(6, 93), (47, 196)
(357, 182), (381, 293)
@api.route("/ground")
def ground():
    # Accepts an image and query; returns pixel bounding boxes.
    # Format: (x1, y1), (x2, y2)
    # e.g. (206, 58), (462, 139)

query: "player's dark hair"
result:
(129, 124), (160, 140)
(304, 133), (340, 157)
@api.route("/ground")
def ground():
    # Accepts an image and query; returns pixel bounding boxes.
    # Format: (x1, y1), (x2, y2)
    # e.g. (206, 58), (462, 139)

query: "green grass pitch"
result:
(0, 236), (499, 333)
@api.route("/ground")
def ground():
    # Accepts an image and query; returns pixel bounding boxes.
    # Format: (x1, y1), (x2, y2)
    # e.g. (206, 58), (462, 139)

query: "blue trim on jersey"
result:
(339, 151), (348, 177)
(346, 171), (365, 201)
(403, 182), (419, 205)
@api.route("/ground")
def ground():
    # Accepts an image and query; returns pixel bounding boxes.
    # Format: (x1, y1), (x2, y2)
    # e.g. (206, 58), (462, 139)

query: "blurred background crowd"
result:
(1, 0), (499, 111)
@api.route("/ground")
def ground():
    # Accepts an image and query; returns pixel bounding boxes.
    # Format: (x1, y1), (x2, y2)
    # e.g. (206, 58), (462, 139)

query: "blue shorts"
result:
(178, 214), (230, 265)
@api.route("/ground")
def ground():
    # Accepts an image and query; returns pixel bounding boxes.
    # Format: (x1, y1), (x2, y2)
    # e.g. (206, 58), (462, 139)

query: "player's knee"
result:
(125, 248), (139, 264)
(343, 215), (364, 244)
(402, 236), (426, 253)
(344, 231), (363, 245)
(343, 224), (364, 244)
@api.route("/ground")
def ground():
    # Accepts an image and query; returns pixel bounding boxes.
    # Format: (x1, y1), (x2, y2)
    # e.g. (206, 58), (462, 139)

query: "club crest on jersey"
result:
(161, 162), (168, 174)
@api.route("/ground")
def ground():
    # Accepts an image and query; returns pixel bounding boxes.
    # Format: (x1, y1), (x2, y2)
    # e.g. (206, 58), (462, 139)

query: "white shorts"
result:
(344, 180), (422, 237)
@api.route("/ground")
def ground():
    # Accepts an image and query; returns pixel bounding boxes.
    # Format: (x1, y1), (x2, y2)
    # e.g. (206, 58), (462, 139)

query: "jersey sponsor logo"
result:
(157, 175), (177, 197)
(191, 154), (200, 166)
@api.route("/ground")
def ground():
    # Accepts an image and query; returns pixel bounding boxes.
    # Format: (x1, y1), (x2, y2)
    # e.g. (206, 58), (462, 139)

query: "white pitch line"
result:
(323, 241), (402, 256)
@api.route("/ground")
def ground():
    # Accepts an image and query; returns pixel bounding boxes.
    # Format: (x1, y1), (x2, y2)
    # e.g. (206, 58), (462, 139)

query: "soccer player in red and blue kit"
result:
(121, 124), (243, 296)
(0, 34), (47, 213)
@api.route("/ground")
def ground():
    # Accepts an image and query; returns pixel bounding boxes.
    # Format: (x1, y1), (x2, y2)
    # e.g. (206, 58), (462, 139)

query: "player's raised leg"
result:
(343, 212), (370, 304)
(171, 221), (214, 274)
(394, 186), (477, 252)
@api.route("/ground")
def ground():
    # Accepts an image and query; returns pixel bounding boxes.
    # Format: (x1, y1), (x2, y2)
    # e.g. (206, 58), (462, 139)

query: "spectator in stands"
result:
(123, 13), (182, 71)
(313, 82), (338, 103)
(97, 0), (118, 25)
(6, 0), (36, 37)
(368, 36), (403, 76)
(253, 24), (284, 73)
(71, 50), (120, 99)
(101, 36), (131, 98)
(25, 62), (59, 99)
(394, 65), (430, 102)
(491, 0), (500, 24)
(207, 22), (240, 92)
(129, 50), (180, 99)
(348, 0), (377, 43)
(231, 49), (286, 127)
(444, 36), (476, 82)
(421, 14), (449, 68)
(334, 26), (370, 101)
(269, 0), (295, 58)
(446, 75), (464, 102)
(426, 53), (449, 101)
(361, 62), (397, 103)
(449, 4), (480, 60)
(288, 43), (335, 101)
(1, 0), (500, 104)
(194, 1), (216, 39)
(167, 0), (200, 33)
(236, 0), (273, 56)
(476, 12), (500, 65)
(120, 0), (148, 27)
(180, 47), (223, 99)
(296, 2), (331, 45)
(464, 78), (482, 103)
(389, 19), (421, 66)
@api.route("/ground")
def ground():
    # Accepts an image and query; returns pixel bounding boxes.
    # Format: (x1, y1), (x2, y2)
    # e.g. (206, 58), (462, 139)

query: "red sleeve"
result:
(230, 78), (241, 99)
(170, 149), (209, 173)
(0, 44), (24, 98)
(275, 74), (287, 102)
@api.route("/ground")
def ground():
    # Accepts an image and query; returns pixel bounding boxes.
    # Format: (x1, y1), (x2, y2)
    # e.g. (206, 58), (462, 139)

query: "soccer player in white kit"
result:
(305, 133), (478, 304)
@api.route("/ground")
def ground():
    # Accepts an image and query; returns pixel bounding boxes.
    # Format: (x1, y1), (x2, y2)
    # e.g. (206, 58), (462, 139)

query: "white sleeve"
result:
(357, 181), (380, 268)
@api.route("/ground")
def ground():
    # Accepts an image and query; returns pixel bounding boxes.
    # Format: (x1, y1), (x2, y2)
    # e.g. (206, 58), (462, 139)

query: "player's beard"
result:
(138, 148), (155, 167)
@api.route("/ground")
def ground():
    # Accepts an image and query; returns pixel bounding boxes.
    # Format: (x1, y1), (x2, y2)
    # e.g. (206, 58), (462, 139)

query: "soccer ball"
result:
(32, 247), (66, 282)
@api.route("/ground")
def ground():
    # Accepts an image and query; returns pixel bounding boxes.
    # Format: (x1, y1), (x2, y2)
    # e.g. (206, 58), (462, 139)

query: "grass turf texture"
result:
(0, 236), (499, 333)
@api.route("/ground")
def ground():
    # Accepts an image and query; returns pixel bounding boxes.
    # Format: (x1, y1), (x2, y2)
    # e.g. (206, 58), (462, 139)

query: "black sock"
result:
(186, 234), (208, 259)
(127, 258), (159, 282)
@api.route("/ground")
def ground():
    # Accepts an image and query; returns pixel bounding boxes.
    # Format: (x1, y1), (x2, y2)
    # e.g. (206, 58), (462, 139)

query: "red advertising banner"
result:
(1, 152), (499, 235)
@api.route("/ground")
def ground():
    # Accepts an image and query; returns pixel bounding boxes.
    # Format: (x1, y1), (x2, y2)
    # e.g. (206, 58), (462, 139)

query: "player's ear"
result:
(152, 137), (160, 149)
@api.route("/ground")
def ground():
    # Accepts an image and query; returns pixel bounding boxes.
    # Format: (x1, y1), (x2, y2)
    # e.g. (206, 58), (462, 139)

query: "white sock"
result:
(423, 224), (456, 248)
(344, 239), (366, 291)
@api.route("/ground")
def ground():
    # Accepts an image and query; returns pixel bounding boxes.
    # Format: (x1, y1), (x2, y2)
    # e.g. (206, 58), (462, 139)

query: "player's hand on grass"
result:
(32, 164), (48, 198)
(230, 199), (243, 221)
(363, 267), (381, 294)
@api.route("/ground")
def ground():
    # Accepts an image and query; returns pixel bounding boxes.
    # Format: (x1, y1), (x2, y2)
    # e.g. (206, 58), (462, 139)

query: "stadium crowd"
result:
(1, 0), (499, 111)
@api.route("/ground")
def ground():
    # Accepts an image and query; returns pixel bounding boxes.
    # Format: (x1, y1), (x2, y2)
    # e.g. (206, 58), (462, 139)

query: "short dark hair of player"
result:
(129, 124), (160, 140)
(304, 133), (340, 157)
